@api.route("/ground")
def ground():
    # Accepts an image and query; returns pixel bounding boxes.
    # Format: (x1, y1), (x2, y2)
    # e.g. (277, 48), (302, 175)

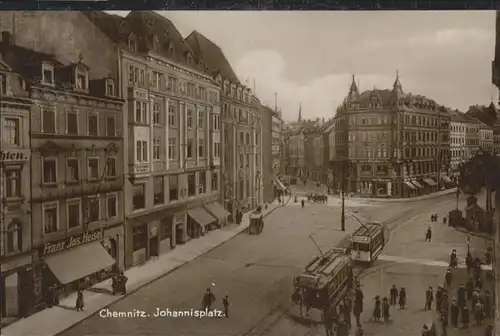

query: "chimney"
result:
(1, 31), (13, 44)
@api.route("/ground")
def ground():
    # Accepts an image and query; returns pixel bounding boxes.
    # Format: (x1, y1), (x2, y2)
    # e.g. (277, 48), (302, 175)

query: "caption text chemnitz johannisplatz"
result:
(99, 308), (225, 319)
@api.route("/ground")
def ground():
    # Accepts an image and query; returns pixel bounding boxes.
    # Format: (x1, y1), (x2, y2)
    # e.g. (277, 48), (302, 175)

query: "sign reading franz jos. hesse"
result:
(41, 229), (103, 257)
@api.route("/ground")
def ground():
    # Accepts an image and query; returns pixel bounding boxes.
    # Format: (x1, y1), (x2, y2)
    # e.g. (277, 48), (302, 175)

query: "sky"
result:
(111, 11), (497, 121)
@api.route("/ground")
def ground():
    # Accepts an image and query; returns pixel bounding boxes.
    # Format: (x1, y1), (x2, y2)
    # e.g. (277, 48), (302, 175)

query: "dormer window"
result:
(152, 35), (160, 52)
(75, 67), (88, 91)
(42, 63), (54, 86)
(128, 33), (138, 52)
(186, 52), (193, 64)
(106, 79), (115, 97)
(168, 42), (174, 54)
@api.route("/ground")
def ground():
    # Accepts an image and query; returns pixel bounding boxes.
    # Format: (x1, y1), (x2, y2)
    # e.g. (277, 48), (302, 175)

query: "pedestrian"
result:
(343, 298), (352, 329)
(445, 268), (453, 287)
(441, 312), (448, 336)
(466, 278), (474, 301)
(75, 290), (84, 311)
(472, 289), (480, 313)
(382, 297), (390, 323)
(389, 285), (398, 306)
(372, 296), (381, 322)
(475, 300), (484, 325)
(476, 276), (483, 290)
(466, 252), (473, 274)
(425, 287), (433, 310)
(119, 272), (128, 294)
(484, 290), (492, 317)
(399, 287), (406, 309)
(450, 298), (459, 328)
(222, 295), (229, 318)
(457, 284), (466, 307)
(425, 226), (432, 242)
(353, 301), (362, 327)
(46, 285), (54, 307)
(301, 199), (305, 208)
(202, 288), (216, 310)
(323, 308), (334, 336)
(461, 305), (470, 328)
(53, 285), (60, 305)
(291, 288), (303, 315)
(436, 286), (443, 311)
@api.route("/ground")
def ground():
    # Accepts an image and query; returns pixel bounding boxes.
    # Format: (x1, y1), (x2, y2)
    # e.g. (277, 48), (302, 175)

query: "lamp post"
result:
(341, 159), (349, 232)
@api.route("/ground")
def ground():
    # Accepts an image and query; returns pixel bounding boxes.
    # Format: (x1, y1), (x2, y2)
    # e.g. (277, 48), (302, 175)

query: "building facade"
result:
(332, 73), (451, 198)
(463, 114), (480, 160)
(89, 12), (227, 268)
(0, 38), (126, 311)
(449, 112), (467, 179)
(185, 31), (261, 216)
(477, 120), (494, 154)
(304, 122), (325, 183)
(288, 125), (306, 181)
(259, 104), (273, 203)
(0, 42), (33, 320)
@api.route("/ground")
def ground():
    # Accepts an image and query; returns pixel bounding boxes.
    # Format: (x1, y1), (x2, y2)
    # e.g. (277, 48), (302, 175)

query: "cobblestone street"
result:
(55, 190), (474, 336)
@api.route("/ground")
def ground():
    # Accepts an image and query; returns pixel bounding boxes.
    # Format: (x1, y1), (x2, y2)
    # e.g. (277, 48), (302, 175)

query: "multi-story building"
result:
(477, 119), (494, 154)
(272, 109), (284, 177)
(463, 113), (480, 160)
(88, 12), (227, 268)
(304, 120), (325, 182)
(466, 103), (500, 156)
(288, 124), (306, 181)
(449, 111), (467, 179)
(185, 31), (261, 216)
(323, 121), (336, 187)
(259, 104), (273, 203)
(332, 73), (451, 198)
(0, 35), (33, 320)
(0, 36), (126, 309)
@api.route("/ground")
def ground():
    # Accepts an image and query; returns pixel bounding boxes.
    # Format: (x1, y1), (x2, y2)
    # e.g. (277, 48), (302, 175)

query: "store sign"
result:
(41, 229), (103, 257)
(0, 149), (30, 163)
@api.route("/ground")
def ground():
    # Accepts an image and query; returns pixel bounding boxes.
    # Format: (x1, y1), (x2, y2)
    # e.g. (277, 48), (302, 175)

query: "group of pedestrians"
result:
(370, 285), (406, 324)
(421, 250), (494, 336)
(201, 288), (229, 318)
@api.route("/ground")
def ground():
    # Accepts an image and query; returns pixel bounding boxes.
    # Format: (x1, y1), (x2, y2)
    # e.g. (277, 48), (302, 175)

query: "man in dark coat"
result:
(436, 287), (443, 311)
(450, 299), (459, 327)
(398, 287), (406, 309)
(425, 287), (433, 310)
(425, 226), (432, 242)
(202, 288), (216, 310)
(461, 305), (470, 328)
(457, 284), (466, 307)
(390, 285), (398, 306)
(353, 300), (362, 327)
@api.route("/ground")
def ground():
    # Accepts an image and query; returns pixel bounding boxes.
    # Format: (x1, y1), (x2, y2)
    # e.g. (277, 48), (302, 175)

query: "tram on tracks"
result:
(291, 248), (353, 321)
(349, 221), (387, 263)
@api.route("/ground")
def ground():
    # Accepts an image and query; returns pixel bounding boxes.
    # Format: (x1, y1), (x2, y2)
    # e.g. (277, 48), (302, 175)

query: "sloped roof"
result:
(85, 11), (202, 71)
(466, 104), (498, 128)
(185, 30), (240, 83)
(0, 43), (62, 79)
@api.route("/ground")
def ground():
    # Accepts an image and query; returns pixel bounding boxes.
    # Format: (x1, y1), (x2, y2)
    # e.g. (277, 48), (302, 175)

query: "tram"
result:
(349, 222), (386, 263)
(293, 249), (353, 313)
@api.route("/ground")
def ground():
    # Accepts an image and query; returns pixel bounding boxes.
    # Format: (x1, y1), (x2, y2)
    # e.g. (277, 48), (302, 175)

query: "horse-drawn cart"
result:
(307, 193), (328, 204)
(248, 211), (264, 234)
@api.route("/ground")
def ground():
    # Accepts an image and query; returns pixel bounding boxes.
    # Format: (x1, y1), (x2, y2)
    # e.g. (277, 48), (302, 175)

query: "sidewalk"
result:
(3, 202), (286, 336)
(334, 188), (456, 203)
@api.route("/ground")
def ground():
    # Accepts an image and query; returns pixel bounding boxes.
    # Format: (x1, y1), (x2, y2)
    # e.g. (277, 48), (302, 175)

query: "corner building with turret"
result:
(331, 72), (451, 198)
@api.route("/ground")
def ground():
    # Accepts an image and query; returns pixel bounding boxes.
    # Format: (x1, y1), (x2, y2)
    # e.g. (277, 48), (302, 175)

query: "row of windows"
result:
(40, 108), (117, 136)
(222, 82), (251, 104)
(131, 172), (219, 211)
(222, 103), (255, 125)
(137, 138), (221, 162)
(41, 156), (117, 185)
(43, 194), (118, 235)
(128, 65), (219, 105)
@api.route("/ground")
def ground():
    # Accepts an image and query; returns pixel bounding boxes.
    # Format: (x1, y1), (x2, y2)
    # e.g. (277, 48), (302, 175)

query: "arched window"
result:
(128, 33), (138, 52)
(6, 219), (22, 253)
(152, 35), (160, 52)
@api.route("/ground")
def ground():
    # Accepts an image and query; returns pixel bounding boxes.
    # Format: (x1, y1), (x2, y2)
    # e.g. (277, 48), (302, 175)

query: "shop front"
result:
(423, 177), (438, 194)
(204, 202), (230, 227)
(187, 207), (216, 239)
(37, 228), (116, 302)
(404, 180), (418, 197)
(1, 253), (34, 322)
(411, 179), (424, 195)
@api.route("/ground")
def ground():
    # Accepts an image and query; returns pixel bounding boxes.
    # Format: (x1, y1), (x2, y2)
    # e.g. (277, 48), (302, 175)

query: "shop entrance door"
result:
(175, 224), (184, 244)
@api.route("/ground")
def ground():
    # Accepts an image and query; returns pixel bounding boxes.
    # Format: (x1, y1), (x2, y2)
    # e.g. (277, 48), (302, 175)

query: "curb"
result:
(329, 189), (456, 203)
(452, 226), (493, 240)
(52, 201), (291, 336)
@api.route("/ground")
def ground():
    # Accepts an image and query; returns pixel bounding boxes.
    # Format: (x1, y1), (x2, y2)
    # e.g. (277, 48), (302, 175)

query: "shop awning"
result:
(204, 202), (230, 221)
(188, 207), (216, 229)
(404, 181), (416, 190)
(274, 179), (287, 191)
(411, 180), (424, 188)
(45, 242), (115, 285)
(423, 178), (437, 186)
(441, 174), (453, 184)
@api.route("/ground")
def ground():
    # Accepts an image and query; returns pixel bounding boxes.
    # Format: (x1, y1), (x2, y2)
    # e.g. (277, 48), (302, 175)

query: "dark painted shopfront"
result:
(125, 193), (227, 268)
(31, 226), (123, 308)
